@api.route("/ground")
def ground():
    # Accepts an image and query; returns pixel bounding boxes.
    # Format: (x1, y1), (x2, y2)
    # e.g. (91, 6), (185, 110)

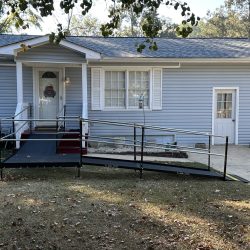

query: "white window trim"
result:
(101, 67), (158, 111)
(212, 87), (239, 145)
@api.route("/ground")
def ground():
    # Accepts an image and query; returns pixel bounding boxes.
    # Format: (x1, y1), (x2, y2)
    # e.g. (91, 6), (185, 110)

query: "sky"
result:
(27, 0), (226, 35)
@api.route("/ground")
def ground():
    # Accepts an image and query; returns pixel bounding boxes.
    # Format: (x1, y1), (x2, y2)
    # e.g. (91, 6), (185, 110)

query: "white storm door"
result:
(214, 90), (236, 144)
(38, 71), (59, 125)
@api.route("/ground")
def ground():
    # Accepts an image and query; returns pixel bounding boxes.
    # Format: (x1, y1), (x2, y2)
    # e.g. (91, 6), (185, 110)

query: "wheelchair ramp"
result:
(81, 156), (229, 180)
(3, 133), (80, 168)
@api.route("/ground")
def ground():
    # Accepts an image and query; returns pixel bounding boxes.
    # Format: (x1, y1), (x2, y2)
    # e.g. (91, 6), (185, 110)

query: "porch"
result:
(14, 61), (88, 147)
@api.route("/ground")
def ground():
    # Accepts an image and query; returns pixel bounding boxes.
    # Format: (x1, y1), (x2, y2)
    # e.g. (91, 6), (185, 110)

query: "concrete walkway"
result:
(188, 145), (250, 181)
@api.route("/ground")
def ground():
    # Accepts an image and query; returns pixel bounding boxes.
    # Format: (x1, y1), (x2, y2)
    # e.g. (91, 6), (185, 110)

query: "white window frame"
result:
(104, 70), (127, 110)
(102, 67), (154, 111)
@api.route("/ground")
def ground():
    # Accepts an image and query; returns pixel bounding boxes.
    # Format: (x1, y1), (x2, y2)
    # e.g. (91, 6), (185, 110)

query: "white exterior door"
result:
(214, 89), (236, 144)
(37, 70), (61, 125)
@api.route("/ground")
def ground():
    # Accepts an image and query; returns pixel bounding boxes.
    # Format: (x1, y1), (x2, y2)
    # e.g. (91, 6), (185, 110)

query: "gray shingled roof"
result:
(0, 34), (250, 58)
(0, 34), (39, 47)
(66, 37), (250, 58)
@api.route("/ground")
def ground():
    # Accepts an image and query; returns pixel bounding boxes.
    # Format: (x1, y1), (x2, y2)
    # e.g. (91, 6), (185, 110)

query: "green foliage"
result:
(0, 3), (42, 34)
(69, 15), (102, 36)
(191, 0), (249, 38)
(1, 0), (200, 51)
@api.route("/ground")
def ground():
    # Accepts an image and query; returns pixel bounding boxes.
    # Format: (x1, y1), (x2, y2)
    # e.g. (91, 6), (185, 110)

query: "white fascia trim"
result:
(100, 57), (250, 64)
(90, 66), (167, 71)
(15, 59), (85, 64)
(60, 40), (101, 60)
(0, 63), (16, 66)
(0, 35), (50, 55)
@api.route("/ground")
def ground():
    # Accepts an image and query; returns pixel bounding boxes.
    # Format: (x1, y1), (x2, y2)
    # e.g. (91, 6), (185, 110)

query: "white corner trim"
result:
(212, 87), (239, 145)
(16, 61), (23, 104)
(82, 63), (88, 120)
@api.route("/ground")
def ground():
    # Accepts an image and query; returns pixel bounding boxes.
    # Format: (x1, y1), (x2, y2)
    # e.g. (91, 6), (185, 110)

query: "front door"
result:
(38, 70), (60, 125)
(214, 89), (236, 144)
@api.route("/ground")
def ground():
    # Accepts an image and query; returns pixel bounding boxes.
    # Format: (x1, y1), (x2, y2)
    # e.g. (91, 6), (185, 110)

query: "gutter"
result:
(98, 57), (250, 64)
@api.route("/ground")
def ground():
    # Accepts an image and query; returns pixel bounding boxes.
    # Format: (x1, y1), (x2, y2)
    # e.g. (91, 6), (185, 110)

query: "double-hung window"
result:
(104, 70), (150, 109)
(91, 67), (162, 111)
(128, 71), (149, 108)
(105, 71), (126, 108)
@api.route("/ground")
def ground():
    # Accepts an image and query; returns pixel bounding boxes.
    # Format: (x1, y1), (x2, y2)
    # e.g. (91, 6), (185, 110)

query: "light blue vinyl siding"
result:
(88, 64), (250, 145)
(65, 67), (82, 128)
(16, 44), (86, 63)
(1, 63), (250, 145)
(23, 66), (33, 104)
(0, 66), (17, 130)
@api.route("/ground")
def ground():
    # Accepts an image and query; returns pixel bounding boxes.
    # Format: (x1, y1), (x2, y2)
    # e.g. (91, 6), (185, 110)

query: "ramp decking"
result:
(3, 134), (79, 167)
(1, 133), (231, 180)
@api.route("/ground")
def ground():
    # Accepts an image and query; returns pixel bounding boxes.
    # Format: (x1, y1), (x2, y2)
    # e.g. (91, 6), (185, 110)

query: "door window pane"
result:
(217, 93), (233, 118)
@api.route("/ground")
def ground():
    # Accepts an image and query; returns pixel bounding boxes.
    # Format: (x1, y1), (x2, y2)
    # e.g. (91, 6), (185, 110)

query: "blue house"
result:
(0, 35), (250, 147)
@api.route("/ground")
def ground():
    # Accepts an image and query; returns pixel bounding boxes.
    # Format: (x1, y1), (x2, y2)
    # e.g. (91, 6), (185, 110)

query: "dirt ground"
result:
(0, 166), (249, 250)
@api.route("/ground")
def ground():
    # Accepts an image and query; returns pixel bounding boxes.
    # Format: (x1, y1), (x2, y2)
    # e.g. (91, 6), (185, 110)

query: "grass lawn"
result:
(0, 166), (249, 250)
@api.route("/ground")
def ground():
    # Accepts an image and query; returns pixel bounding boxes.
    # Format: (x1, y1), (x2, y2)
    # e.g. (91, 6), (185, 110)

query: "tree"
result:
(191, 0), (250, 38)
(0, 3), (42, 34)
(114, 7), (163, 37)
(69, 15), (102, 36)
(0, 0), (200, 51)
(225, 0), (250, 37)
(159, 18), (179, 38)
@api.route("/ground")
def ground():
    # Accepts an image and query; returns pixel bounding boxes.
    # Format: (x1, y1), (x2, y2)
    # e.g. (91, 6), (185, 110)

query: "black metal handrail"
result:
(0, 116), (229, 181)
(13, 105), (30, 119)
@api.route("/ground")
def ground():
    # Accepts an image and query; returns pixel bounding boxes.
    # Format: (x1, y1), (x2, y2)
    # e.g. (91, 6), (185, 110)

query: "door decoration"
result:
(44, 85), (56, 98)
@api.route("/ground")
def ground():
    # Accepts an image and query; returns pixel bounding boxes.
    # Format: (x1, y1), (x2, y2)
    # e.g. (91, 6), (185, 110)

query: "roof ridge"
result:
(66, 36), (249, 39)
(0, 34), (41, 36)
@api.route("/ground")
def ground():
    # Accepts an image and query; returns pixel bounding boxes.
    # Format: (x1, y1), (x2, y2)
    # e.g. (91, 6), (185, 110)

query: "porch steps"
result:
(57, 132), (87, 155)
(20, 130), (87, 155)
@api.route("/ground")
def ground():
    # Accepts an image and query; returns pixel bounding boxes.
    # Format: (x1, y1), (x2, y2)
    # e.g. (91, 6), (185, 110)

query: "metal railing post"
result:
(134, 124), (136, 161)
(12, 116), (15, 152)
(78, 117), (82, 178)
(0, 147), (3, 180)
(63, 105), (66, 131)
(208, 135), (211, 170)
(0, 119), (2, 138)
(140, 126), (145, 179)
(56, 116), (59, 153)
(29, 103), (32, 134)
(223, 136), (229, 181)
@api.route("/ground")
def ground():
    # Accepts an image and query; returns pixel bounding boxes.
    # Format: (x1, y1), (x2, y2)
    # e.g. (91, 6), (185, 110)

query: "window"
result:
(217, 93), (232, 118)
(42, 71), (57, 78)
(91, 68), (162, 111)
(105, 71), (126, 108)
(104, 70), (150, 109)
(128, 71), (149, 108)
